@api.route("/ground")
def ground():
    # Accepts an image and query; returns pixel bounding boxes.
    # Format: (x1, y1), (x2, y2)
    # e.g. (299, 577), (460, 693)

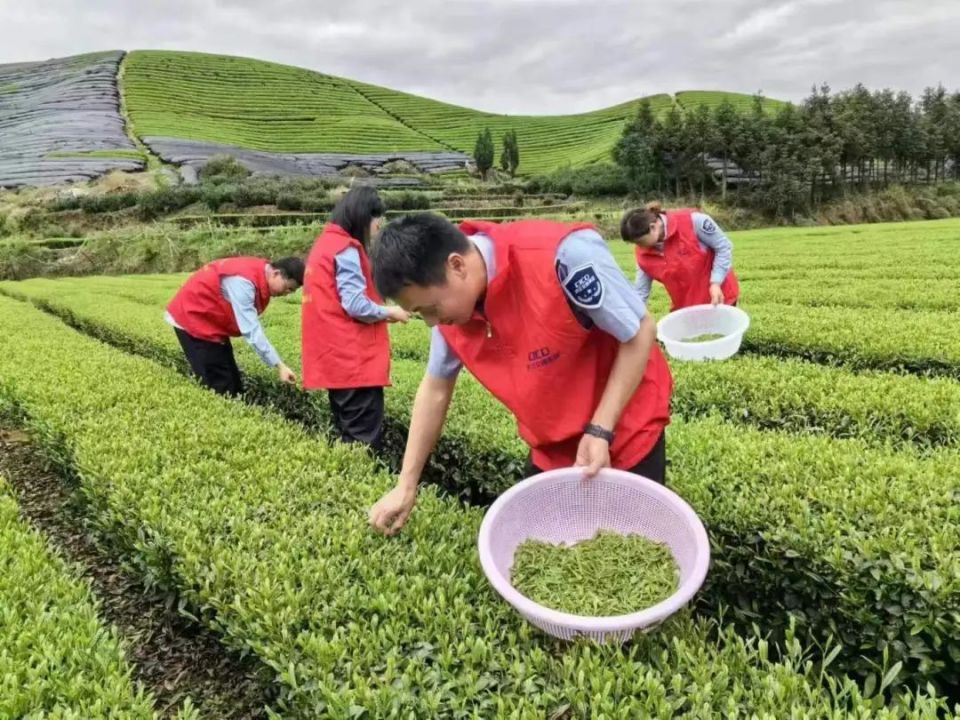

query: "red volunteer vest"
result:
(440, 220), (673, 471)
(301, 223), (391, 390)
(635, 210), (740, 311)
(166, 257), (271, 343)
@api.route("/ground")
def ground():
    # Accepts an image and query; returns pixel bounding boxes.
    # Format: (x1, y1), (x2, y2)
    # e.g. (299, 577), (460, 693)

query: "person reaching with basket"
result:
(366, 213), (672, 536)
(620, 202), (740, 310)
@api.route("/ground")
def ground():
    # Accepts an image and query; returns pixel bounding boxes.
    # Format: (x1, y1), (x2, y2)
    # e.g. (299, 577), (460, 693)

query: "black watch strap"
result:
(584, 423), (615, 444)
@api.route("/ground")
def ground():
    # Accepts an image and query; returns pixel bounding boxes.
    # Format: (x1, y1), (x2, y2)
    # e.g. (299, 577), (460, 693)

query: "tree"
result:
(711, 100), (741, 201)
(835, 83), (878, 189)
(801, 83), (842, 205)
(500, 129), (520, 177)
(474, 128), (494, 180)
(946, 92), (960, 181)
(658, 104), (690, 197)
(613, 100), (661, 193)
(736, 95), (771, 189)
(685, 104), (714, 197)
(920, 85), (949, 182)
(889, 91), (920, 183)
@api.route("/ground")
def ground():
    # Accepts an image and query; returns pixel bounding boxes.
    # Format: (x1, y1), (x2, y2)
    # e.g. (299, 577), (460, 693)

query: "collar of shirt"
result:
(468, 233), (496, 284)
(654, 214), (667, 253)
(468, 233), (496, 316)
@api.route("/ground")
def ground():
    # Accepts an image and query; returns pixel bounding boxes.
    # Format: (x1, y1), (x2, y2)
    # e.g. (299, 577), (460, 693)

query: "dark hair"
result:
(271, 256), (305, 286)
(371, 213), (471, 299)
(330, 185), (385, 248)
(620, 201), (664, 243)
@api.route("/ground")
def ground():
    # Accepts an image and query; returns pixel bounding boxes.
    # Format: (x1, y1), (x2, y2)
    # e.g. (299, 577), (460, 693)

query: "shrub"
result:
(199, 155), (252, 184)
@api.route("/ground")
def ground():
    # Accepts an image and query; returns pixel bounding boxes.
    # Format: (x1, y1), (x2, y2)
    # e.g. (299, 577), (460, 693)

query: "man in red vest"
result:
(165, 256), (304, 396)
(367, 214), (673, 536)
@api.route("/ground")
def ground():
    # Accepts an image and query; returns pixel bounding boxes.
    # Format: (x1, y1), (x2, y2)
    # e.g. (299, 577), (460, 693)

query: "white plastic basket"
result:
(656, 304), (750, 361)
(477, 467), (710, 643)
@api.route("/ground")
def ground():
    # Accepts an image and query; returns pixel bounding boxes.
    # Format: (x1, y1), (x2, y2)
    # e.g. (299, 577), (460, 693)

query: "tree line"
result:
(614, 84), (960, 217)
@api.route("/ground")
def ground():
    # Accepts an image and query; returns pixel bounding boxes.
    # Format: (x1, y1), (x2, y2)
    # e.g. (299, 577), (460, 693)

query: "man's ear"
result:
(446, 252), (468, 280)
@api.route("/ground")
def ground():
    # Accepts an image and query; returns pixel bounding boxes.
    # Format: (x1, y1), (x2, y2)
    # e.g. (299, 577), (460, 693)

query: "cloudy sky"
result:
(1, 0), (958, 114)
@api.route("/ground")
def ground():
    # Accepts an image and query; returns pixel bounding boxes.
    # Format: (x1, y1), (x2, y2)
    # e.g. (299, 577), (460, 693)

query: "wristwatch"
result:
(584, 423), (615, 444)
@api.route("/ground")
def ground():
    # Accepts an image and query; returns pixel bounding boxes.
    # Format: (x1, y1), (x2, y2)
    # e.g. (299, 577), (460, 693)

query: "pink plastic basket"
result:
(478, 467), (710, 642)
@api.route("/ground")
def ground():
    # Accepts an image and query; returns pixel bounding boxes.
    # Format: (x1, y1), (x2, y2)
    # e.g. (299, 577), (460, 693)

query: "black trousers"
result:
(328, 387), (385, 452)
(175, 328), (243, 396)
(524, 430), (667, 484)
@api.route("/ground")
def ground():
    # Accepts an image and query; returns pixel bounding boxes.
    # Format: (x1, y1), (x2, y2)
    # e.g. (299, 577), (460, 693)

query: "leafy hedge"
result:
(0, 477), (179, 719)
(742, 303), (960, 379)
(2, 281), (960, 691)
(15, 277), (960, 455)
(0, 295), (949, 718)
(743, 277), (960, 313)
(386, 319), (960, 452)
(525, 162), (631, 197)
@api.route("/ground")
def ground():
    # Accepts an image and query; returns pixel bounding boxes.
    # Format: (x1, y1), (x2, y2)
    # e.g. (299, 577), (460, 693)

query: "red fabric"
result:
(440, 219), (673, 471)
(166, 257), (271, 342)
(301, 224), (391, 390)
(635, 209), (740, 310)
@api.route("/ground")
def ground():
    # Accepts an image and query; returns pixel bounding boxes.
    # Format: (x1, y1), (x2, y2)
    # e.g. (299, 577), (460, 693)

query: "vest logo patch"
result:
(564, 263), (603, 309)
(527, 346), (560, 370)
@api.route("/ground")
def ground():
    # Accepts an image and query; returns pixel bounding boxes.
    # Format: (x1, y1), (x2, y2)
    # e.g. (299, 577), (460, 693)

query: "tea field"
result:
(0, 218), (958, 717)
(122, 50), (783, 176)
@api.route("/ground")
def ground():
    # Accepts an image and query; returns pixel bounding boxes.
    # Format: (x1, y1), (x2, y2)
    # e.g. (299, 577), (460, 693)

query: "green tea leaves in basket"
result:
(510, 531), (679, 616)
(682, 333), (726, 343)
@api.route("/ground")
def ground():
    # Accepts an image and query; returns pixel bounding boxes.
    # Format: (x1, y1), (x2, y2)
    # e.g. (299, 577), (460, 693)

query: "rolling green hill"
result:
(675, 90), (788, 113)
(122, 50), (785, 175)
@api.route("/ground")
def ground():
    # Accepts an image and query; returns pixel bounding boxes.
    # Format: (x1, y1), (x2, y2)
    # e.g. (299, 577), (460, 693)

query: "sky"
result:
(1, 0), (958, 115)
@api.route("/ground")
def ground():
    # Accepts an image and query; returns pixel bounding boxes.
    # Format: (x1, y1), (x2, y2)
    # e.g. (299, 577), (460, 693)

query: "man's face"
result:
(393, 254), (479, 326)
(268, 271), (299, 297)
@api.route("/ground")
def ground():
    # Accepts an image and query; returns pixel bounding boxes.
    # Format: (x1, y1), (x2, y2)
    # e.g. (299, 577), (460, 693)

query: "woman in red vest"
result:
(165, 256), (304, 396)
(620, 202), (740, 310)
(302, 187), (409, 452)
(366, 213), (673, 535)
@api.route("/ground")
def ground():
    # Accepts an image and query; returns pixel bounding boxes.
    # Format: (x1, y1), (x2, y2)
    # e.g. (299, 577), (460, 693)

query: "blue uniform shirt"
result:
(335, 246), (388, 323)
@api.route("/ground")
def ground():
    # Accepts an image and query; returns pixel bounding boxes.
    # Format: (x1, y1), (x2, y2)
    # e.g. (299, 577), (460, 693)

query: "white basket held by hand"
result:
(657, 304), (751, 361)
(477, 468), (710, 643)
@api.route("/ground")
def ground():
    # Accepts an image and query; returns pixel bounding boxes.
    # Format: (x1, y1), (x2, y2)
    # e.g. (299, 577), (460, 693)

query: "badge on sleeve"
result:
(564, 263), (604, 308)
(701, 217), (717, 234)
(555, 259), (569, 283)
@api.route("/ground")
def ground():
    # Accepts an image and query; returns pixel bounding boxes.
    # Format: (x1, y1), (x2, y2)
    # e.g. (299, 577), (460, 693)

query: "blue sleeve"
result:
(692, 212), (733, 285)
(220, 276), (282, 367)
(335, 247), (388, 323)
(426, 326), (463, 380)
(634, 265), (653, 306)
(555, 229), (647, 343)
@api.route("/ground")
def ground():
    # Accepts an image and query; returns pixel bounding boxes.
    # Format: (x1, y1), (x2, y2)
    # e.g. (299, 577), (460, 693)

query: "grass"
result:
(675, 90), (787, 113)
(46, 149), (147, 161)
(6, 216), (960, 691)
(122, 50), (784, 176)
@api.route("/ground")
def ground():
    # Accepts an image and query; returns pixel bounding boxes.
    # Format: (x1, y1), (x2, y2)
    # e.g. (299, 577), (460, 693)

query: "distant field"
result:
(675, 90), (786, 113)
(122, 50), (784, 175)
